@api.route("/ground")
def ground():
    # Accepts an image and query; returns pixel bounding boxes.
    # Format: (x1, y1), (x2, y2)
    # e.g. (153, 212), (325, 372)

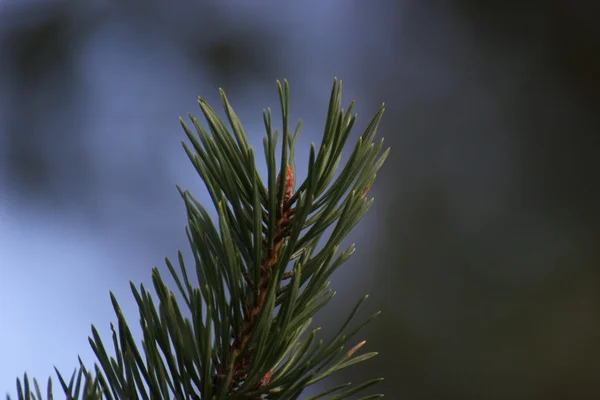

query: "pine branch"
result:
(9, 78), (389, 400)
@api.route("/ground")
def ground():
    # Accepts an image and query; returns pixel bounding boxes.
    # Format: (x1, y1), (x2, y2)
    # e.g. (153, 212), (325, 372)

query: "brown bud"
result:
(260, 370), (273, 386)
(361, 188), (369, 200)
(277, 165), (294, 203)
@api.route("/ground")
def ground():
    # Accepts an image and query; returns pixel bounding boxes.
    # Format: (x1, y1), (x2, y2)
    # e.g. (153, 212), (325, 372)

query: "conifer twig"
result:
(10, 78), (389, 400)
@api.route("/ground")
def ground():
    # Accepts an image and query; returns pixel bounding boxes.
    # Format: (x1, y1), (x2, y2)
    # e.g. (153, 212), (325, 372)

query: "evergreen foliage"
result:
(9, 78), (389, 400)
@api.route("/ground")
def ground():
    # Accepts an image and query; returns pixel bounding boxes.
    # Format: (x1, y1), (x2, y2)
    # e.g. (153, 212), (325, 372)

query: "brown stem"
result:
(216, 206), (295, 397)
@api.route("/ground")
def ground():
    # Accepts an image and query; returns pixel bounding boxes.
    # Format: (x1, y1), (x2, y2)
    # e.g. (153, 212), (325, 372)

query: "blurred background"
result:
(1, 1), (599, 398)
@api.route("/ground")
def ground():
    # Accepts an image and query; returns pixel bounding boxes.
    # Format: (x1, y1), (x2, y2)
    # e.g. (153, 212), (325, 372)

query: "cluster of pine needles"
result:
(9, 78), (388, 400)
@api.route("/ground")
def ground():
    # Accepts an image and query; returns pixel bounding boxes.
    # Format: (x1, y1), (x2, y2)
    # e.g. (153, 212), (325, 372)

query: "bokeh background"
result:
(1, 1), (599, 398)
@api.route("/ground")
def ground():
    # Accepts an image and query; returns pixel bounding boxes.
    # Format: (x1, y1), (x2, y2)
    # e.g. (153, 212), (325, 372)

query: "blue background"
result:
(1, 1), (598, 398)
